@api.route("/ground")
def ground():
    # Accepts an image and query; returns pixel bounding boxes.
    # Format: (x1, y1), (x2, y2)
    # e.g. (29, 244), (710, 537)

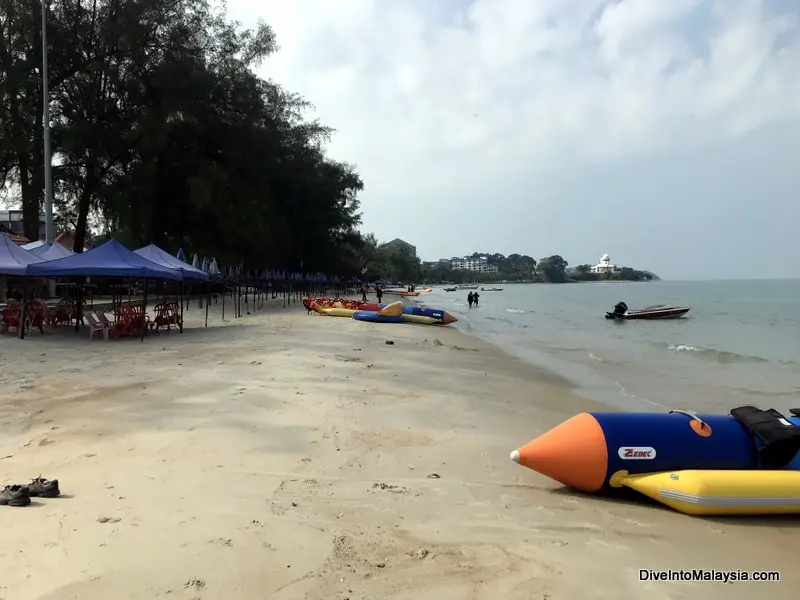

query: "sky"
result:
(226, 0), (800, 280)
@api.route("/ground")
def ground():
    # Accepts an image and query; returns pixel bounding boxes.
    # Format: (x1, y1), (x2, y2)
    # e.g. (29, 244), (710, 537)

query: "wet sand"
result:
(0, 299), (797, 599)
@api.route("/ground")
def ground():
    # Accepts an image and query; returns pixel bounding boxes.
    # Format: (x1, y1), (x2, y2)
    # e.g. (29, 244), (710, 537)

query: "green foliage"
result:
(537, 255), (569, 283)
(348, 233), (421, 283)
(421, 252), (538, 283)
(0, 0), (363, 274)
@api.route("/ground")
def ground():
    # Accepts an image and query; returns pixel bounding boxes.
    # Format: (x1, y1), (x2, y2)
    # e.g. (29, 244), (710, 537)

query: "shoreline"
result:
(412, 293), (650, 412)
(1, 300), (798, 598)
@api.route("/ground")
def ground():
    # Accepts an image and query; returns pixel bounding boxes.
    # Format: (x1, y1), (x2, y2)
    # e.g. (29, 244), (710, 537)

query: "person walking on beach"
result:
(361, 284), (368, 303)
(467, 291), (474, 308)
(376, 286), (383, 304)
(473, 291), (480, 306)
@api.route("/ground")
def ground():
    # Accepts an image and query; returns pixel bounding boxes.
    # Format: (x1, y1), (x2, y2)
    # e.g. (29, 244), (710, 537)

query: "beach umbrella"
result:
(201, 257), (209, 272)
(177, 248), (186, 262)
(191, 252), (199, 269)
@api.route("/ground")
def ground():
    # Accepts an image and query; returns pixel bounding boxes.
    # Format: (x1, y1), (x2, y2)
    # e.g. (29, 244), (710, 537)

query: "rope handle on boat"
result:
(669, 409), (710, 430)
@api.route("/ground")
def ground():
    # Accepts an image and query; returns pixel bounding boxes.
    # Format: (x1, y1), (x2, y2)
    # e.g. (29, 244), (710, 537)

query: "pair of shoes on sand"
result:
(0, 477), (60, 507)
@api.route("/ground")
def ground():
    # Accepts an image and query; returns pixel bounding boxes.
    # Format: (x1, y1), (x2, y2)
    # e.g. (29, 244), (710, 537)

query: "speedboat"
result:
(458, 284), (478, 290)
(605, 301), (690, 320)
(443, 287), (457, 292)
(481, 287), (503, 291)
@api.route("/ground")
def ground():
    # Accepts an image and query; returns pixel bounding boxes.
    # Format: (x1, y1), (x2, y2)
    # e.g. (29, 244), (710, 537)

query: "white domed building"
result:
(590, 253), (618, 274)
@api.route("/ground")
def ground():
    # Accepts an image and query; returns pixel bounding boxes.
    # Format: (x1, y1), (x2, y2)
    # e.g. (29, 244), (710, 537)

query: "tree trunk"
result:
(73, 164), (96, 253)
(23, 0), (46, 242)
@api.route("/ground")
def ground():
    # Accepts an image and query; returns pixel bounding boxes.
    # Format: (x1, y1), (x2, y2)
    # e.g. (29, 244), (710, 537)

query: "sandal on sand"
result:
(0, 485), (32, 507)
(29, 476), (60, 498)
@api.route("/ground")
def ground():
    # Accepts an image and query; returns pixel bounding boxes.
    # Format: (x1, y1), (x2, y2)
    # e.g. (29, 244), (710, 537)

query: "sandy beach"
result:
(0, 298), (797, 599)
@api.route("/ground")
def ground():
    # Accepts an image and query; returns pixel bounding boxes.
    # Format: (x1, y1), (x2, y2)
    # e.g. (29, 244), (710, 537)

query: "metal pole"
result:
(41, 0), (54, 243)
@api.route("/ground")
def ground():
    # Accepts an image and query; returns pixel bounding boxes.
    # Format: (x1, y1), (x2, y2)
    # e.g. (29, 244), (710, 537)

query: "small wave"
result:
(484, 315), (528, 328)
(615, 381), (669, 409)
(505, 308), (527, 314)
(587, 352), (606, 363)
(664, 343), (768, 363)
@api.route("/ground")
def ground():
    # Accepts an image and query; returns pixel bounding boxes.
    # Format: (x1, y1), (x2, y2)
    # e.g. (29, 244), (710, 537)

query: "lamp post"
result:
(41, 0), (54, 243)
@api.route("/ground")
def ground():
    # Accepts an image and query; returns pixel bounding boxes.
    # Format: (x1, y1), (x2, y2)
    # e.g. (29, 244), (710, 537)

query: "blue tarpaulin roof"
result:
(133, 244), (209, 281)
(0, 233), (44, 275)
(26, 239), (183, 281)
(29, 243), (52, 257)
(22, 240), (47, 251)
(36, 242), (74, 261)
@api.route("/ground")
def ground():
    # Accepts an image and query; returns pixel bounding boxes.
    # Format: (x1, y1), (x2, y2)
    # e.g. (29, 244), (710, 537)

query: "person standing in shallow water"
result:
(473, 292), (480, 306)
(467, 291), (474, 308)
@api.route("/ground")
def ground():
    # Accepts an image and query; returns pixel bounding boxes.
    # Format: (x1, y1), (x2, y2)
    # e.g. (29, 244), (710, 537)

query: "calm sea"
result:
(420, 280), (800, 414)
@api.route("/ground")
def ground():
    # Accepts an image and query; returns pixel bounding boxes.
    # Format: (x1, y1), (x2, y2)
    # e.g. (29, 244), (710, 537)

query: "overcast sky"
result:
(228, 0), (799, 280)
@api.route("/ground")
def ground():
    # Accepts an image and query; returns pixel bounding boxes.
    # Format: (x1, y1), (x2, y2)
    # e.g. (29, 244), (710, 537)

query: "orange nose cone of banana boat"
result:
(441, 312), (457, 325)
(510, 412), (608, 493)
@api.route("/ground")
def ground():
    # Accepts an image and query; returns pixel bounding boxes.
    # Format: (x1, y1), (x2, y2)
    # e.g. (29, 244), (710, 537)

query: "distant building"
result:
(590, 253), (619, 274)
(448, 255), (498, 274)
(380, 238), (417, 258)
(0, 210), (45, 242)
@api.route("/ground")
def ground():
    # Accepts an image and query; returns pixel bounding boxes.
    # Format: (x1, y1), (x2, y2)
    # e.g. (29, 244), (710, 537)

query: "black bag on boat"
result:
(730, 405), (800, 469)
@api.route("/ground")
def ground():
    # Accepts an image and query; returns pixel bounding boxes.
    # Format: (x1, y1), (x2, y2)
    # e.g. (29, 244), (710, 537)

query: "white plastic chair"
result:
(86, 311), (109, 340)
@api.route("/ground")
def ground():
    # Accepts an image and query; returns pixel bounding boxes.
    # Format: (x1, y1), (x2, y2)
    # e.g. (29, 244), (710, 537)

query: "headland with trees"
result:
(361, 246), (654, 285)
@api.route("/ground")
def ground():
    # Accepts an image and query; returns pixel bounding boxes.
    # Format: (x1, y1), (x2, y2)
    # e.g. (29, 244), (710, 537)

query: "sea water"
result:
(421, 280), (800, 413)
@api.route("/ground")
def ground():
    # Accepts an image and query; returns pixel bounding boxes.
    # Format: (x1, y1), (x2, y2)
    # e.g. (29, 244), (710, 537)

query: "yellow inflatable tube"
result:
(401, 314), (439, 326)
(379, 301), (403, 317)
(612, 469), (800, 516)
(310, 302), (356, 317)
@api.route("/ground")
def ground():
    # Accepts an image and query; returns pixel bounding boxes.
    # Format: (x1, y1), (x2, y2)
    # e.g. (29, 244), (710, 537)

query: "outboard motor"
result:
(605, 301), (628, 320)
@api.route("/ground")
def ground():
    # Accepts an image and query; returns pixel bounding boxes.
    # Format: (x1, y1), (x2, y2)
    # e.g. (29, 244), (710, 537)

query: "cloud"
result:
(226, 0), (800, 278)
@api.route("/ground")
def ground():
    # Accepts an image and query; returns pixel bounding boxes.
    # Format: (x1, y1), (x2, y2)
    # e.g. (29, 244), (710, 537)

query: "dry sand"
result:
(0, 297), (798, 599)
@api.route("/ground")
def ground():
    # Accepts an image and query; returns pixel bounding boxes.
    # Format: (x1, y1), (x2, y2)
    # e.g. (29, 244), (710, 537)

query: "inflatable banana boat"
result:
(382, 290), (421, 297)
(510, 406), (800, 515)
(345, 303), (457, 325)
(352, 301), (404, 323)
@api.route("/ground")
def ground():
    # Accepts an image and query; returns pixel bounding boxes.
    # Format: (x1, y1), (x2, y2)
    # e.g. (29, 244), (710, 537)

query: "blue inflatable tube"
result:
(352, 311), (404, 324)
(511, 410), (800, 493)
(374, 304), (455, 324)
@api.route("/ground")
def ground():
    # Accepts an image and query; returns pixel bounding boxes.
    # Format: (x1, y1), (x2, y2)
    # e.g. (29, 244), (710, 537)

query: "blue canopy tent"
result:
(0, 233), (44, 275)
(133, 244), (209, 281)
(134, 244), (212, 329)
(27, 239), (182, 281)
(27, 239), (183, 341)
(28, 242), (51, 256)
(0, 235), (45, 339)
(21, 240), (47, 252)
(36, 242), (74, 261)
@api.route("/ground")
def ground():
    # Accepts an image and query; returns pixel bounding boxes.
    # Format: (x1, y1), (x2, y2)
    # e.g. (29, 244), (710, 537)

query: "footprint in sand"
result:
(587, 538), (631, 552)
(271, 478), (323, 515)
(623, 518), (652, 528)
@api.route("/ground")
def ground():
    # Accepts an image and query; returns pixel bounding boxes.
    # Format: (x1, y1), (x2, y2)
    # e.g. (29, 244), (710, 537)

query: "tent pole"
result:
(18, 283), (28, 340)
(179, 281), (184, 333)
(141, 277), (148, 342)
(204, 282), (209, 327)
(74, 282), (83, 332)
